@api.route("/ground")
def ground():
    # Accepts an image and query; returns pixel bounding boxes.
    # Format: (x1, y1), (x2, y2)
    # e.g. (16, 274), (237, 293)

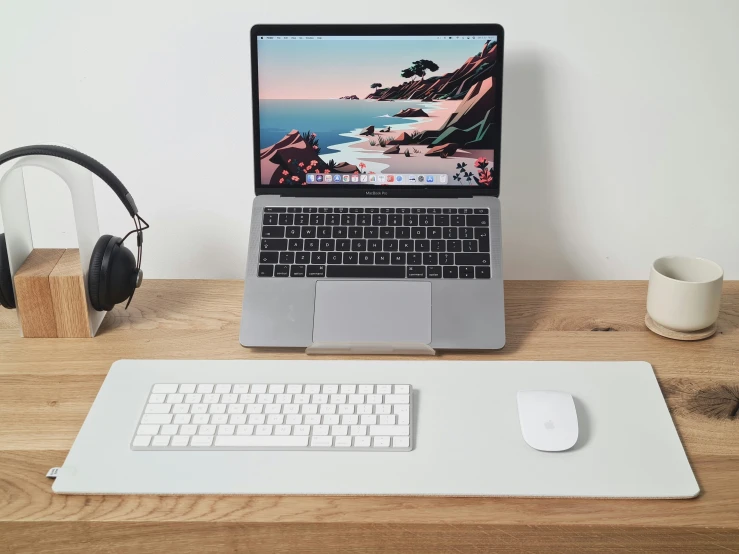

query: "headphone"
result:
(0, 145), (148, 312)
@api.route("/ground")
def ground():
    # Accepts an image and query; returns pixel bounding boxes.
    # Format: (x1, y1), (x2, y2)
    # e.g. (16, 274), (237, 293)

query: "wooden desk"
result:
(1, 281), (738, 553)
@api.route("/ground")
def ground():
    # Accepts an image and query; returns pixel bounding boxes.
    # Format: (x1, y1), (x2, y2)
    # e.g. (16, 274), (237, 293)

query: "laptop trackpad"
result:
(313, 281), (432, 344)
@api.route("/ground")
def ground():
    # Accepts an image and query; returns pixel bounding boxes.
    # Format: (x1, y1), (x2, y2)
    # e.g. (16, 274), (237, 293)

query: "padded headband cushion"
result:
(88, 235), (113, 312)
(0, 234), (14, 309)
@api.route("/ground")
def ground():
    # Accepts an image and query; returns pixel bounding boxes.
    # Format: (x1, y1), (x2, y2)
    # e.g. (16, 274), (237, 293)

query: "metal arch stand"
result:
(0, 155), (106, 337)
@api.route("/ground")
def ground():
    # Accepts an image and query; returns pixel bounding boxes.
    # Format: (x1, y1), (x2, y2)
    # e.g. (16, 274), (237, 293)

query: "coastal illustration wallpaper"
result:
(257, 36), (497, 187)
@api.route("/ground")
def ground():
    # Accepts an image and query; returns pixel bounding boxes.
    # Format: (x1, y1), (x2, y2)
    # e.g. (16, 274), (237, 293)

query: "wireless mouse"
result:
(517, 390), (579, 452)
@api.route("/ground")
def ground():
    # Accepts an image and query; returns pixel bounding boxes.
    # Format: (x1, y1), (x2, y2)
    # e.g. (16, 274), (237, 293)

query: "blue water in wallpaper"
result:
(258, 99), (431, 153)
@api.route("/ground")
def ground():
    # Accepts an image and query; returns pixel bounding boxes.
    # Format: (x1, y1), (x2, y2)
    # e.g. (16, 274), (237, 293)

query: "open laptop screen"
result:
(253, 26), (502, 195)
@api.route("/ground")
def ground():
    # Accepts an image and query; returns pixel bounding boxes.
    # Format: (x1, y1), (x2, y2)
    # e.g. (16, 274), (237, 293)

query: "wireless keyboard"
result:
(133, 382), (413, 451)
(259, 206), (492, 279)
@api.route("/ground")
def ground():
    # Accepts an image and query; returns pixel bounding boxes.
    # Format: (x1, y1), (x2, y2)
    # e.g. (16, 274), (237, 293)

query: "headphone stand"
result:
(0, 155), (106, 337)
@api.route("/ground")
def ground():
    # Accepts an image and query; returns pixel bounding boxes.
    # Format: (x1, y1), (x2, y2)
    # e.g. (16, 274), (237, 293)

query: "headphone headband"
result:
(0, 145), (138, 217)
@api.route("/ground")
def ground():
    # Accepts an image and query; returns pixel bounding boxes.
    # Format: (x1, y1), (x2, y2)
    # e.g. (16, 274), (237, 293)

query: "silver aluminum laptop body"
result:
(241, 24), (506, 350)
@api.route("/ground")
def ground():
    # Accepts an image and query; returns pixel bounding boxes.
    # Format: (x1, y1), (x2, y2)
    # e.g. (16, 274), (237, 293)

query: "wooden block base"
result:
(13, 248), (92, 338)
(13, 249), (65, 337)
(49, 249), (92, 338)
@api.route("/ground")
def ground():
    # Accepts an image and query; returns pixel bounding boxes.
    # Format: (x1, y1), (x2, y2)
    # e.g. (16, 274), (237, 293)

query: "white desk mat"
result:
(53, 360), (699, 498)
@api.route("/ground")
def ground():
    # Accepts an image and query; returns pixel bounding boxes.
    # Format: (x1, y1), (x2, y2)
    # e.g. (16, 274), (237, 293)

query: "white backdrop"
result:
(1, 0), (737, 279)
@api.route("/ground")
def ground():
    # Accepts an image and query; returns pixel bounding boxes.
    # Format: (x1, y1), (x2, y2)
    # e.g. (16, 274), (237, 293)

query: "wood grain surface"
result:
(12, 248), (64, 338)
(1, 280), (738, 553)
(48, 249), (91, 338)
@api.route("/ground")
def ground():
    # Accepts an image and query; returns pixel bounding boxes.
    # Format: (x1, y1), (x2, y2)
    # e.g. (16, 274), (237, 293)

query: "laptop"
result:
(240, 24), (505, 350)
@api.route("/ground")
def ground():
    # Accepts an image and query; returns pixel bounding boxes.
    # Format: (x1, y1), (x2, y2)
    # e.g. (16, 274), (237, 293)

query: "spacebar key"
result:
(326, 266), (406, 278)
(214, 436), (309, 447)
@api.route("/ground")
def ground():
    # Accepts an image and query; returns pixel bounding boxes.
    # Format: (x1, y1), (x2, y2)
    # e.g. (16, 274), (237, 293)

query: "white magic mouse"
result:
(516, 390), (579, 452)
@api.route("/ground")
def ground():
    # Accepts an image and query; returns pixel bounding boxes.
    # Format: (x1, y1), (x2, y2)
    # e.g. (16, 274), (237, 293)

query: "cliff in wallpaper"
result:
(365, 41), (497, 102)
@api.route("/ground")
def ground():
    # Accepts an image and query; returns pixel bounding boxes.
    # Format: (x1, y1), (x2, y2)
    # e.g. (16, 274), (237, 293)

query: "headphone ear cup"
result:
(88, 235), (113, 312)
(88, 235), (138, 312)
(0, 234), (16, 309)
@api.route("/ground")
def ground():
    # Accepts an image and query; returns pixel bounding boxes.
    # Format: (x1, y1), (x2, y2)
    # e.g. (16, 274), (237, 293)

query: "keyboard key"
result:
(327, 252), (342, 264)
(364, 227), (379, 239)
(357, 214), (371, 225)
(343, 252), (358, 264)
(388, 214), (403, 226)
(423, 253), (438, 265)
(372, 214), (387, 226)
(396, 208), (410, 213)
(407, 266), (425, 278)
(310, 214), (325, 225)
(305, 239), (320, 251)
(274, 265), (290, 277)
(375, 252), (390, 264)
(365, 208), (379, 213)
(373, 436), (391, 448)
(475, 266), (491, 279)
(351, 239), (367, 251)
(403, 215), (419, 226)
(295, 252), (310, 264)
(287, 207), (301, 213)
(427, 227), (441, 239)
(447, 240), (462, 252)
(290, 265), (306, 277)
(431, 240), (445, 252)
(474, 208), (489, 214)
(288, 239), (303, 250)
(258, 265), (274, 277)
(407, 253), (422, 265)
(336, 239), (351, 251)
(137, 425), (160, 435)
(411, 227), (426, 239)
(259, 252), (278, 264)
(466, 215), (489, 226)
(460, 266), (475, 278)
(278, 213), (294, 225)
(349, 227), (363, 238)
(261, 239), (287, 251)
(400, 240), (414, 252)
(304, 207), (317, 213)
(463, 240), (478, 252)
(440, 253), (454, 265)
(427, 208), (441, 214)
(442, 208), (457, 214)
(443, 227), (458, 239)
(261, 226), (284, 238)
(415, 240), (430, 252)
(459, 208), (473, 214)
(216, 436), (309, 447)
(451, 215), (465, 226)
(349, 207), (363, 213)
(295, 214), (309, 225)
(391, 252), (406, 265)
(320, 239), (335, 251)
(455, 253), (490, 265)
(318, 207), (332, 213)
(460, 227), (474, 240)
(278, 252), (294, 264)
(307, 265), (326, 277)
(334, 207), (348, 213)
(426, 266), (442, 278)
(380, 207), (395, 213)
(368, 239), (382, 251)
(310, 437), (333, 447)
(301, 226), (316, 238)
(380, 227), (394, 239)
(411, 208), (426, 214)
(263, 213), (279, 225)
(327, 266), (405, 278)
(396, 227), (411, 239)
(359, 253), (374, 264)
(435, 215), (450, 226)
(384, 239), (398, 252)
(419, 215), (433, 226)
(443, 266), (459, 278)
(311, 252), (327, 264)
(326, 214), (340, 225)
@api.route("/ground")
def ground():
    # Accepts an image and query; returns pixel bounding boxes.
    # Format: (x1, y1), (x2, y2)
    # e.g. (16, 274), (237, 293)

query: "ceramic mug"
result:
(647, 256), (723, 332)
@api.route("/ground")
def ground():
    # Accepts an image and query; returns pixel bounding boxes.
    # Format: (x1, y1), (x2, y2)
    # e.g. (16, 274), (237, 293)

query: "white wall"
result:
(1, 0), (737, 279)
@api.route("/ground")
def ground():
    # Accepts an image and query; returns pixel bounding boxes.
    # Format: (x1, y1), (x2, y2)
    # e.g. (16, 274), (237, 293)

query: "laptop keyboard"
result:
(258, 207), (492, 279)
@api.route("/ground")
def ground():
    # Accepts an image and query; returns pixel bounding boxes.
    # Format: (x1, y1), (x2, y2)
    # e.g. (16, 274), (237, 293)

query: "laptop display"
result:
(253, 28), (501, 192)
